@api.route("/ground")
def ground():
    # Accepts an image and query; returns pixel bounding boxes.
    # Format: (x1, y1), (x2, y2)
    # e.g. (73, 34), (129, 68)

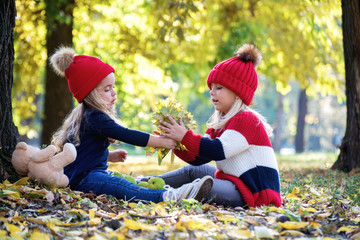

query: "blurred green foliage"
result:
(13, 0), (344, 151)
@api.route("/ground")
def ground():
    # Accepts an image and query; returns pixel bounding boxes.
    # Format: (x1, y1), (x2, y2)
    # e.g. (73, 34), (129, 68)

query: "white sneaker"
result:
(162, 176), (214, 204)
(187, 176), (213, 202)
(162, 183), (193, 204)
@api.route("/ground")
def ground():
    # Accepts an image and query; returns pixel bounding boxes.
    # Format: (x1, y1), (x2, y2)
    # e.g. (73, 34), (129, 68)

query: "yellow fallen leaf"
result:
(14, 177), (30, 186)
(175, 221), (186, 232)
(308, 199), (316, 204)
(3, 189), (21, 201)
(264, 206), (284, 213)
(6, 223), (21, 233)
(29, 230), (50, 240)
(337, 226), (355, 233)
(300, 206), (317, 216)
(315, 212), (331, 220)
(89, 217), (102, 226)
(89, 209), (95, 219)
(216, 214), (239, 222)
(278, 221), (309, 230)
(310, 221), (320, 228)
(291, 187), (300, 194)
(303, 207), (317, 213)
(285, 193), (301, 200)
(185, 216), (218, 231)
(37, 208), (47, 213)
(339, 199), (351, 204)
(350, 218), (360, 224)
(46, 222), (62, 233)
(154, 202), (168, 216)
(227, 229), (252, 239)
(0, 230), (7, 237)
(128, 202), (137, 208)
(10, 232), (23, 240)
(280, 230), (305, 236)
(124, 218), (157, 231)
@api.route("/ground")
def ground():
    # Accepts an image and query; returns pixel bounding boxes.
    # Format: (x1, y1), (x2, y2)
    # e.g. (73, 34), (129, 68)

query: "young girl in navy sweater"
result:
(49, 47), (213, 204)
(153, 44), (282, 208)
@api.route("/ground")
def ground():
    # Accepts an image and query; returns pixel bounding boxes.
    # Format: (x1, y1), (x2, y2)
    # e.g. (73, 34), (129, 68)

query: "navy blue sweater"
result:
(64, 108), (150, 187)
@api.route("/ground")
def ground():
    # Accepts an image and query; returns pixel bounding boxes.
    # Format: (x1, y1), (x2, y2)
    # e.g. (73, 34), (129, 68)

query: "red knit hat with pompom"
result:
(207, 44), (262, 106)
(65, 55), (114, 103)
(50, 47), (115, 103)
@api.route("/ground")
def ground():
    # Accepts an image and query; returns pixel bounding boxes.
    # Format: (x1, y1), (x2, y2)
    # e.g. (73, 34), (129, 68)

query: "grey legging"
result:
(151, 164), (246, 207)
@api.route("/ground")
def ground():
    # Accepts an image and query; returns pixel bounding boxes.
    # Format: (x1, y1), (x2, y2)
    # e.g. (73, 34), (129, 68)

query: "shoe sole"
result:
(192, 176), (214, 202)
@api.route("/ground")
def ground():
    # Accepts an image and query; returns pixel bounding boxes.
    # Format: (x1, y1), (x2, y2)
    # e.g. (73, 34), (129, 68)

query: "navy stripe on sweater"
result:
(240, 166), (281, 193)
(198, 137), (226, 160)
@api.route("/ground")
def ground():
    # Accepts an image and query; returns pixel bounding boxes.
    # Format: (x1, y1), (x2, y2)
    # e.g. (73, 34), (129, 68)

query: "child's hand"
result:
(160, 136), (177, 149)
(108, 149), (127, 162)
(159, 115), (188, 142)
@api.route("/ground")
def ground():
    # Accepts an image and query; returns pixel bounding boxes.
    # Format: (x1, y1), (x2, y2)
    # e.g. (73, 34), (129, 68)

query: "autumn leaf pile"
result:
(146, 98), (197, 165)
(1, 168), (360, 239)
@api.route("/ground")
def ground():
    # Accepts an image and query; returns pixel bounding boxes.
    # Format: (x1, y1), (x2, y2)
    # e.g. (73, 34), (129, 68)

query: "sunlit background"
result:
(13, 0), (344, 155)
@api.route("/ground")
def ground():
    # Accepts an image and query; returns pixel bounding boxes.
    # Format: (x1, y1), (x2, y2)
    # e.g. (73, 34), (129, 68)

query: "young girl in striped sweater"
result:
(155, 44), (282, 208)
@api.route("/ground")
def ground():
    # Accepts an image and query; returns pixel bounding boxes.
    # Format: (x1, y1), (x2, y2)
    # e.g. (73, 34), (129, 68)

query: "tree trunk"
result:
(273, 92), (284, 152)
(295, 88), (307, 153)
(332, 0), (360, 172)
(41, 0), (74, 145)
(0, 0), (19, 182)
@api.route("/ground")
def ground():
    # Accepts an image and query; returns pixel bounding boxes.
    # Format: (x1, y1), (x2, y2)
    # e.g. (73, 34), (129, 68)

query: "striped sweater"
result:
(174, 111), (282, 207)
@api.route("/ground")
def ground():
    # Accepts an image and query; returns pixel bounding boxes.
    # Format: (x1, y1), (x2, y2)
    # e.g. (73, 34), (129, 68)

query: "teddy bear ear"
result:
(16, 142), (28, 150)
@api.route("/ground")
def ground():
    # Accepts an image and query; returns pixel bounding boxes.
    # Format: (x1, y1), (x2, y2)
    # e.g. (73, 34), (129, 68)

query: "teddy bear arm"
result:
(31, 145), (57, 163)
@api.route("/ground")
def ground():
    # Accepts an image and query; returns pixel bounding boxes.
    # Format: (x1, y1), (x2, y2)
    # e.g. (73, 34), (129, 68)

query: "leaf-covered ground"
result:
(1, 153), (360, 239)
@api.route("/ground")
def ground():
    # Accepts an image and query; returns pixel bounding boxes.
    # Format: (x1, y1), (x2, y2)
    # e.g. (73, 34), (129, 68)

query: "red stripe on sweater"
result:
(225, 112), (272, 147)
(215, 170), (282, 207)
(181, 129), (202, 155)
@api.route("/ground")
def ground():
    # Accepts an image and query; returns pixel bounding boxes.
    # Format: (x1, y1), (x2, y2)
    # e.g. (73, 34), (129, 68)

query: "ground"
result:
(1, 152), (359, 239)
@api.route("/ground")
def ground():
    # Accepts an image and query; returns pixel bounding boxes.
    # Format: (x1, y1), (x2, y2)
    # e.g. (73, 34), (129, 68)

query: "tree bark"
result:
(332, 0), (360, 172)
(295, 88), (307, 153)
(41, 0), (74, 145)
(0, 0), (19, 182)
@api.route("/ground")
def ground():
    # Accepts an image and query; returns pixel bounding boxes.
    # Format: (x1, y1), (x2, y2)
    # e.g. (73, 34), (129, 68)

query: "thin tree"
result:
(295, 88), (307, 153)
(332, 0), (360, 172)
(0, 0), (19, 182)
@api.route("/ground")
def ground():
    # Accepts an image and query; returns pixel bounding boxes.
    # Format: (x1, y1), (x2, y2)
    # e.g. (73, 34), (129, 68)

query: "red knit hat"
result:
(207, 44), (262, 106)
(65, 55), (115, 103)
(50, 47), (115, 103)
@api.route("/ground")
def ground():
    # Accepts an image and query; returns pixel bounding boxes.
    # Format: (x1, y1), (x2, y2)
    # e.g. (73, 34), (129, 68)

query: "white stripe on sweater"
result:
(218, 129), (250, 158)
(216, 145), (278, 177)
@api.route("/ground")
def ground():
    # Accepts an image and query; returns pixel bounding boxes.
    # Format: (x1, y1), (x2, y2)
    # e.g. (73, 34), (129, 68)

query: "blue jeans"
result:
(154, 164), (245, 207)
(75, 170), (164, 203)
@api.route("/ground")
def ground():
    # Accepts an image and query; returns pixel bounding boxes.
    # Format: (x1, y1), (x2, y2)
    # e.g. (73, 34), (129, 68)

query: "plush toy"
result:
(11, 142), (77, 188)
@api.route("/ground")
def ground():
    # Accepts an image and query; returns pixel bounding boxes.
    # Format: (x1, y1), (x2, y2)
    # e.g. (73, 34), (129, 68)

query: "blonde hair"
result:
(206, 98), (273, 136)
(51, 88), (118, 151)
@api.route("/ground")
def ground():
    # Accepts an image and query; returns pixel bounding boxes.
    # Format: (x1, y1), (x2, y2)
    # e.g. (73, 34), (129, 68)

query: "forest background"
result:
(13, 0), (344, 158)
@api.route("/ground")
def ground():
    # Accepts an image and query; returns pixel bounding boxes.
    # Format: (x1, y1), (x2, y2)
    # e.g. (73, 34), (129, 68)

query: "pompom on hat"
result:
(207, 44), (262, 106)
(50, 47), (115, 103)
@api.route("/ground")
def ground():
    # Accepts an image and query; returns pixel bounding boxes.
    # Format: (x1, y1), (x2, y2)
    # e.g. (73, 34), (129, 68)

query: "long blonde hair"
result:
(206, 98), (273, 136)
(51, 88), (117, 151)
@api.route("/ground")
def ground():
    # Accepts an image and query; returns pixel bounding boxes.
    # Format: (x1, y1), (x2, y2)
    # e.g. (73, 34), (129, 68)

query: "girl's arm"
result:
(147, 134), (177, 149)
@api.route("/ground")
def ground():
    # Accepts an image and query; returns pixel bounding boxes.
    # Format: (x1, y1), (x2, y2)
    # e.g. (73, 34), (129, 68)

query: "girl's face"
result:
(209, 83), (237, 114)
(95, 73), (117, 107)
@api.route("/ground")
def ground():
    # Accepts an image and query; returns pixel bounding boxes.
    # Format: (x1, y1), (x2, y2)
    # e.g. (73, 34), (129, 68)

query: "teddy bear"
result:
(11, 142), (77, 188)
